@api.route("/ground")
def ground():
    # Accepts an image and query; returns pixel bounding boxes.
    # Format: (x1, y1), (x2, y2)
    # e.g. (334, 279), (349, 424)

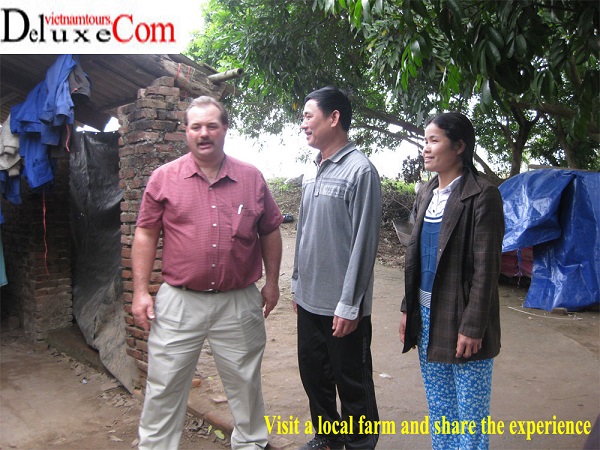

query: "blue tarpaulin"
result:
(499, 169), (600, 311)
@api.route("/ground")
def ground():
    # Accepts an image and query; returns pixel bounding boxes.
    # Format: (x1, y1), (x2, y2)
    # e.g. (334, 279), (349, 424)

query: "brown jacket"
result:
(401, 169), (504, 363)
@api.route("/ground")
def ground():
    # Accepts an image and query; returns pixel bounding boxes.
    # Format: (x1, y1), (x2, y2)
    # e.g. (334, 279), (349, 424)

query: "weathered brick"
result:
(126, 347), (144, 360)
(136, 339), (148, 353)
(135, 98), (167, 110)
(164, 132), (186, 142)
(120, 213), (137, 223)
(128, 119), (155, 132)
(150, 120), (178, 132)
(131, 108), (158, 121)
(117, 102), (136, 116)
(148, 283), (161, 294)
(125, 131), (160, 144)
(119, 146), (134, 157)
(121, 266), (133, 280)
(145, 85), (180, 97)
(134, 143), (157, 155)
(121, 236), (133, 246)
(126, 326), (146, 340)
(135, 359), (148, 372)
(157, 110), (179, 121)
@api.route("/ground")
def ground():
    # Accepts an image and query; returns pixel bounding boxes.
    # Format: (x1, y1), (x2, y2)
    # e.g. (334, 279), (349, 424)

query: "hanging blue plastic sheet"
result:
(499, 169), (600, 311)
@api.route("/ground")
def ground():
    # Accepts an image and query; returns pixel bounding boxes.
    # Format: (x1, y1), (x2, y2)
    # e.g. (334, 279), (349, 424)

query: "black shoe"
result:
(298, 435), (344, 450)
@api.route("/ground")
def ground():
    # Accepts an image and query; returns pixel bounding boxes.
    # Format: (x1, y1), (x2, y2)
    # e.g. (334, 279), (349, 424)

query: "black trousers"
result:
(297, 306), (379, 450)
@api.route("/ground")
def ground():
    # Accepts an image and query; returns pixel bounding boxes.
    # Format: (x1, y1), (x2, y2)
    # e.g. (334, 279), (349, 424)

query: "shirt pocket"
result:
(231, 207), (258, 241)
(319, 182), (347, 199)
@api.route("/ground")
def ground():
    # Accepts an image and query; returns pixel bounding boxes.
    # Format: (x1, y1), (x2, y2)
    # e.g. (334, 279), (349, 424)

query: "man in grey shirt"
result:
(292, 86), (382, 450)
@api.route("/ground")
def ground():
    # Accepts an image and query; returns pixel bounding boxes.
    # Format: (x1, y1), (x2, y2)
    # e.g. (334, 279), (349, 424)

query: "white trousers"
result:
(138, 283), (268, 450)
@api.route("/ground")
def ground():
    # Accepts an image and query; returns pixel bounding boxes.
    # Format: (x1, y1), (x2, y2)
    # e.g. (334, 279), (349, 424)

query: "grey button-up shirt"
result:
(292, 142), (382, 320)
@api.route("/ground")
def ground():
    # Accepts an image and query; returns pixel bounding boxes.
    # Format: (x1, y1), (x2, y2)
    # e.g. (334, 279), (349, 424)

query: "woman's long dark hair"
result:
(425, 112), (478, 175)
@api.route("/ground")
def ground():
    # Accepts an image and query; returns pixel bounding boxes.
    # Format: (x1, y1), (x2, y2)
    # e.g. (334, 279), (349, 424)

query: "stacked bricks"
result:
(118, 76), (205, 391)
(1, 156), (72, 348)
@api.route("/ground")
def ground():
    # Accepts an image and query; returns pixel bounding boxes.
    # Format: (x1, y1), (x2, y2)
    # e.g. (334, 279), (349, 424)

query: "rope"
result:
(42, 188), (49, 275)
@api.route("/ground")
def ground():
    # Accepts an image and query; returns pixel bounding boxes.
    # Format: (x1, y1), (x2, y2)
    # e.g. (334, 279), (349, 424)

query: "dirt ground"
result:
(1, 222), (599, 450)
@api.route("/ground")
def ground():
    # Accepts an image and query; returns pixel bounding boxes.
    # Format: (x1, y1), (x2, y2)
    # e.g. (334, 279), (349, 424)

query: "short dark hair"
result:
(425, 112), (477, 174)
(184, 96), (229, 126)
(304, 86), (352, 132)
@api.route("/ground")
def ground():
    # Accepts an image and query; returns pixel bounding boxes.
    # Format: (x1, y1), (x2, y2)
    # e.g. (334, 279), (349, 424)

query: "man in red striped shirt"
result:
(132, 96), (283, 450)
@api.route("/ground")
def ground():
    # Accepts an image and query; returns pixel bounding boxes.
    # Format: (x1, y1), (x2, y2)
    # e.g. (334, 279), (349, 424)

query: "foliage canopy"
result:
(188, 0), (599, 178)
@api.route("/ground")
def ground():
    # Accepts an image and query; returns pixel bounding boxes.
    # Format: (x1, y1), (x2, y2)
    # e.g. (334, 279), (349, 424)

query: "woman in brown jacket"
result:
(400, 112), (504, 450)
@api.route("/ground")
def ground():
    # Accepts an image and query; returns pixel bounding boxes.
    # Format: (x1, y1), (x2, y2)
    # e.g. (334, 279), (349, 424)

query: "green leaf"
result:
(514, 34), (527, 59)
(479, 49), (488, 78)
(446, 0), (462, 19)
(410, 0), (429, 18)
(447, 64), (460, 93)
(480, 79), (493, 111)
(214, 429), (225, 440)
(418, 34), (431, 59)
(374, 0), (383, 15)
(401, 68), (409, 90)
(362, 0), (371, 22)
(549, 40), (567, 69)
(488, 26), (504, 50)
(410, 39), (422, 66)
(505, 36), (515, 59)
(408, 61), (417, 77)
(541, 71), (556, 99)
(532, 70), (544, 98)
(486, 41), (501, 65)
(353, 0), (363, 27)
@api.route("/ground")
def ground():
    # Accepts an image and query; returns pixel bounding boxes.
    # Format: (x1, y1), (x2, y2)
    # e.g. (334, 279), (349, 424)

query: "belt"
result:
(175, 285), (222, 294)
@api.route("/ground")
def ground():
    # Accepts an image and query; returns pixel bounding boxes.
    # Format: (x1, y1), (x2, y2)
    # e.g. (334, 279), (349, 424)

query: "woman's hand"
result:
(399, 312), (407, 344)
(456, 333), (482, 358)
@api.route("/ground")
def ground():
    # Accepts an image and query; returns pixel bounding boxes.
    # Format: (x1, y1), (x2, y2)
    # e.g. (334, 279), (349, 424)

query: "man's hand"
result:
(455, 333), (482, 358)
(132, 292), (155, 332)
(332, 315), (359, 338)
(261, 281), (280, 318)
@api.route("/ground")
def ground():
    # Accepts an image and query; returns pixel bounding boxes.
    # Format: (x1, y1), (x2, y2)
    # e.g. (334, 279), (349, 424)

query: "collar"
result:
(314, 142), (356, 166)
(434, 175), (462, 195)
(425, 168), (483, 200)
(181, 153), (238, 183)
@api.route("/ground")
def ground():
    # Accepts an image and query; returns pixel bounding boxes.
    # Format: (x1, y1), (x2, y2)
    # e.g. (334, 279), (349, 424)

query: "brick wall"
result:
(1, 156), (72, 348)
(118, 76), (208, 390)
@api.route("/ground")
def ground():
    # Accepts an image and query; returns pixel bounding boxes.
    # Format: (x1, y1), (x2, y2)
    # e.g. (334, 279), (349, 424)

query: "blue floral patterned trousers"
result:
(418, 304), (494, 450)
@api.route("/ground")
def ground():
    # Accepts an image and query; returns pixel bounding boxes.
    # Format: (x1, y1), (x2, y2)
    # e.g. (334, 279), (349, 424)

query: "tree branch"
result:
(354, 121), (422, 148)
(510, 99), (599, 139)
(474, 152), (501, 183)
(358, 106), (425, 136)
